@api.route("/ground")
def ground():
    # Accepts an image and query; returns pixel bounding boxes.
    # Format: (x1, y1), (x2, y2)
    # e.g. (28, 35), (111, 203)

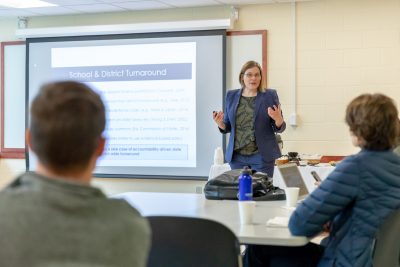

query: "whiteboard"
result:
(226, 30), (267, 90)
(1, 41), (26, 158)
(0, 30), (266, 159)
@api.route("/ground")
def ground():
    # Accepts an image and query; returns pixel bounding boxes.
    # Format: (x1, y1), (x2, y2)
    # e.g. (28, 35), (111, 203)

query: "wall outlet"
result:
(289, 113), (298, 126)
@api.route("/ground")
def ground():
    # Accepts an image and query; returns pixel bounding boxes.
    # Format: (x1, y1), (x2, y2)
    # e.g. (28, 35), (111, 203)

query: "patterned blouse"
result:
(234, 95), (258, 155)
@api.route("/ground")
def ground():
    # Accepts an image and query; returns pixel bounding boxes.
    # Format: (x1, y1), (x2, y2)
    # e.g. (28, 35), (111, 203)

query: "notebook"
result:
(277, 163), (309, 200)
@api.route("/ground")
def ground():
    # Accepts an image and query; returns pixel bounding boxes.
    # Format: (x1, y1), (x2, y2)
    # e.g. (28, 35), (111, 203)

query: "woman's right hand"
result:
(212, 111), (225, 130)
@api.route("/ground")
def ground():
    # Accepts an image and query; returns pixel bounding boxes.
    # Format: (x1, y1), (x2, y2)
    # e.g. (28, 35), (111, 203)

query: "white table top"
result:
(113, 191), (308, 246)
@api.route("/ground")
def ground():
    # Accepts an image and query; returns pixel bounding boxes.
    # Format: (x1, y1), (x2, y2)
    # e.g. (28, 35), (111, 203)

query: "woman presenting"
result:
(213, 60), (286, 177)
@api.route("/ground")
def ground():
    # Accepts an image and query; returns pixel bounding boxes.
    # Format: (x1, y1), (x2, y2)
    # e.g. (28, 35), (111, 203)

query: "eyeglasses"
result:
(244, 73), (261, 78)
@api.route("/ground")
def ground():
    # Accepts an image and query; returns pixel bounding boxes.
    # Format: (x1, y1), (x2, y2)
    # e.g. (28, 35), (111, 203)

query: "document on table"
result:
(266, 217), (289, 228)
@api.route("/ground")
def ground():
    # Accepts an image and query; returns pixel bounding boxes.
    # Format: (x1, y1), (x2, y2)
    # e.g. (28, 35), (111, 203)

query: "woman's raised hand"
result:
(213, 111), (225, 130)
(267, 105), (284, 128)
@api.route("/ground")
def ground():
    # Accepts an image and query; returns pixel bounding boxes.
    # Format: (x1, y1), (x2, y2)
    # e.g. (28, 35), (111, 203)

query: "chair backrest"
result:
(373, 209), (400, 267)
(146, 216), (242, 267)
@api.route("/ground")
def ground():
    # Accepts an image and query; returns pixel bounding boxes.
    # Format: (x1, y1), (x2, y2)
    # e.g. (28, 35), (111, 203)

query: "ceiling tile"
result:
(0, 9), (40, 17)
(112, 1), (173, 10)
(43, 0), (104, 5)
(274, 0), (316, 2)
(25, 6), (80, 15)
(159, 0), (221, 8)
(0, 0), (319, 18)
(217, 0), (275, 5)
(67, 3), (126, 13)
(97, 0), (143, 3)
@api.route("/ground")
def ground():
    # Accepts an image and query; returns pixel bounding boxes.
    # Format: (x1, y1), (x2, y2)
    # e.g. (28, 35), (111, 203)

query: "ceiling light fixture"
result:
(0, 0), (56, 8)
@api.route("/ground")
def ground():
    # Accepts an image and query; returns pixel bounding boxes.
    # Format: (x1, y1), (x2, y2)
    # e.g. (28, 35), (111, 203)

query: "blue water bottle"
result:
(238, 166), (253, 201)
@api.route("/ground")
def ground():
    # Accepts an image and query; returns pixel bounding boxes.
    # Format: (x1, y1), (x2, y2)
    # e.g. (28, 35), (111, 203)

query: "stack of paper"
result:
(266, 217), (289, 228)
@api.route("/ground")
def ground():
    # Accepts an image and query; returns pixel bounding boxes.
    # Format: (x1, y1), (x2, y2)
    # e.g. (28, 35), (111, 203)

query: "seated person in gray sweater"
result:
(0, 81), (151, 267)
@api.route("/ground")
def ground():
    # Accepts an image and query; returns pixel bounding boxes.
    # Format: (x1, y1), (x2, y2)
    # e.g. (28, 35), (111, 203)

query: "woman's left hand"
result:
(267, 105), (284, 128)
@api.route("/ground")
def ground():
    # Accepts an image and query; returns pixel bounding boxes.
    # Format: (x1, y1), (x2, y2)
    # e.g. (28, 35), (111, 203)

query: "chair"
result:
(146, 216), (242, 267)
(372, 210), (400, 267)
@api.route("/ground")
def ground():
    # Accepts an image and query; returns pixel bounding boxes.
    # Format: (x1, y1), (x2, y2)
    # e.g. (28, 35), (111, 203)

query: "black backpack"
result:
(203, 169), (285, 201)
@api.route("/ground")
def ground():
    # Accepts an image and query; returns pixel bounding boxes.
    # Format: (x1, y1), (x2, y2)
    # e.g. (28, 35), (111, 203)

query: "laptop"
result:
(277, 163), (309, 200)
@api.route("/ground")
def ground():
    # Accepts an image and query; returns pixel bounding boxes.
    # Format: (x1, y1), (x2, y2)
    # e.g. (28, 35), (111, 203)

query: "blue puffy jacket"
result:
(289, 150), (400, 267)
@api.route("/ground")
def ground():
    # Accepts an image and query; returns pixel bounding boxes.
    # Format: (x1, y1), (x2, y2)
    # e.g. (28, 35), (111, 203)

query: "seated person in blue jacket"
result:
(244, 93), (400, 267)
(395, 144), (400, 155)
(0, 81), (150, 267)
(395, 120), (400, 156)
(213, 60), (286, 177)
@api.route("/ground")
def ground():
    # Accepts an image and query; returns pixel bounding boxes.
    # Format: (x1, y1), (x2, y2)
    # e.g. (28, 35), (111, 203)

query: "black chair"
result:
(372, 209), (400, 267)
(146, 216), (242, 267)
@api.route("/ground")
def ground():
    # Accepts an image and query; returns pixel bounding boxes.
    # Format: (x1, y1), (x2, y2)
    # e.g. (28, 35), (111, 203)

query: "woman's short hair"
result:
(238, 60), (265, 92)
(345, 93), (399, 150)
(30, 81), (105, 172)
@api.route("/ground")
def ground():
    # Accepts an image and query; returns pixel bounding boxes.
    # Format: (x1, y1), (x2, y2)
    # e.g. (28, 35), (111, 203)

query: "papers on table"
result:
(266, 216), (289, 228)
(281, 206), (296, 211)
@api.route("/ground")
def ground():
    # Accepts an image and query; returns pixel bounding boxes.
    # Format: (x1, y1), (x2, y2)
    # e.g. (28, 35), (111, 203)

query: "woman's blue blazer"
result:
(220, 88), (286, 163)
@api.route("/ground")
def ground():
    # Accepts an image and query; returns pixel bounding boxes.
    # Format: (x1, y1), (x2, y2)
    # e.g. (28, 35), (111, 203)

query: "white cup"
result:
(284, 187), (300, 207)
(238, 201), (256, 225)
(213, 147), (224, 165)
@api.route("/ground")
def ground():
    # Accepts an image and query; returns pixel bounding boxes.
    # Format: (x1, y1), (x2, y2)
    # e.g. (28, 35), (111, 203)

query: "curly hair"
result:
(345, 93), (399, 150)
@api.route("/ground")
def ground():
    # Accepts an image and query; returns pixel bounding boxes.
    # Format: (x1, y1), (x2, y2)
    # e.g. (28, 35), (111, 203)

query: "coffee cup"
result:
(284, 187), (300, 207)
(238, 201), (256, 225)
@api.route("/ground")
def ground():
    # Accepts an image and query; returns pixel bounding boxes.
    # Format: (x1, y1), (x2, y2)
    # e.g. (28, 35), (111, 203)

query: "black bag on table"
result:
(203, 169), (285, 201)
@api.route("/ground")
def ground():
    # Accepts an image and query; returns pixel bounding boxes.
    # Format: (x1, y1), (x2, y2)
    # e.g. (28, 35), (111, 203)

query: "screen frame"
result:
(25, 29), (226, 180)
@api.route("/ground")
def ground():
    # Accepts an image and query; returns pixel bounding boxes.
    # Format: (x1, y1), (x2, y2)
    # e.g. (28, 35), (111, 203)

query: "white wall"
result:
(234, 0), (400, 156)
(0, 159), (25, 189)
(1, 0), (400, 193)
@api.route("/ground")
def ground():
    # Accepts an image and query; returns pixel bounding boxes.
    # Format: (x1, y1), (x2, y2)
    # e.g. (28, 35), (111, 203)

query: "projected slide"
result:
(51, 42), (197, 167)
(28, 31), (224, 178)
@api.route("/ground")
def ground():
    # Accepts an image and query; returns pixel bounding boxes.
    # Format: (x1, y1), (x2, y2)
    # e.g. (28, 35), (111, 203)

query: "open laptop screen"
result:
(278, 163), (309, 198)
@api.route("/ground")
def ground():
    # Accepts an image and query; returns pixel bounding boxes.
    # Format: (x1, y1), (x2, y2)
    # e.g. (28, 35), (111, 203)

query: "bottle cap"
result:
(241, 166), (251, 175)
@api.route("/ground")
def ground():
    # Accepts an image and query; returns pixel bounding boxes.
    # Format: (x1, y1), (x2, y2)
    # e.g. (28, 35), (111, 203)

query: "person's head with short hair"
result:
(27, 81), (106, 181)
(345, 93), (399, 151)
(238, 60), (265, 92)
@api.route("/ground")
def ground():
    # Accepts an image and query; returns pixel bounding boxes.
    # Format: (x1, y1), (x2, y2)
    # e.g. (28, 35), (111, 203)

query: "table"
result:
(113, 192), (308, 246)
(208, 163), (335, 193)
